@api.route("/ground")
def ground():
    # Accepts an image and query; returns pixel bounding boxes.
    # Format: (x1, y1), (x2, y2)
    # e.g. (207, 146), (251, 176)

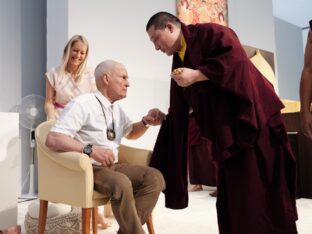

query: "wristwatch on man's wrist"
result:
(142, 117), (150, 128)
(82, 144), (93, 156)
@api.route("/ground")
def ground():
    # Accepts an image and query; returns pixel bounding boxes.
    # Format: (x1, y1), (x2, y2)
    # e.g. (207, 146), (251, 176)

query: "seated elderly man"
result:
(45, 59), (166, 234)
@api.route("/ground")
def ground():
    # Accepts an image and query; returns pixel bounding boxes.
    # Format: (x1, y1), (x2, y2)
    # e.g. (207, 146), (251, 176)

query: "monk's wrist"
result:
(195, 69), (208, 81)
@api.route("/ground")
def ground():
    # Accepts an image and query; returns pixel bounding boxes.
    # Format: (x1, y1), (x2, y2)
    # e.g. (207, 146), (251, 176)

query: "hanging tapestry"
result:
(177, 0), (228, 26)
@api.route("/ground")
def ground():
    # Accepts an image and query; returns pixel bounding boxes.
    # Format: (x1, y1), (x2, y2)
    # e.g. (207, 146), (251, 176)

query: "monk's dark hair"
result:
(146, 11), (181, 31)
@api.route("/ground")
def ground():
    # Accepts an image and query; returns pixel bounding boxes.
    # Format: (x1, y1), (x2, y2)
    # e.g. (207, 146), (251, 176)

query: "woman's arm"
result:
(44, 76), (57, 121)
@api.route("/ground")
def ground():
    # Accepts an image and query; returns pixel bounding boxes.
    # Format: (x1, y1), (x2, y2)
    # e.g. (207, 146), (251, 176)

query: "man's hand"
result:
(171, 67), (208, 87)
(90, 146), (115, 167)
(143, 108), (166, 126)
(301, 111), (312, 140)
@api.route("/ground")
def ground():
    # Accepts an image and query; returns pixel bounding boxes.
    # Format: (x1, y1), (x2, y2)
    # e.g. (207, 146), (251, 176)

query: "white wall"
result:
(46, 0), (68, 70)
(223, 0), (279, 91)
(0, 0), (22, 112)
(21, 0), (46, 97)
(274, 18), (304, 100)
(228, 0), (276, 52)
(272, 0), (312, 101)
(273, 0), (312, 28)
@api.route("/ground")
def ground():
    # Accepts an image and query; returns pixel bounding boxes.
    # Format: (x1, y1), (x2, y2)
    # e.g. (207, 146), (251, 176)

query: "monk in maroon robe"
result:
(146, 12), (298, 234)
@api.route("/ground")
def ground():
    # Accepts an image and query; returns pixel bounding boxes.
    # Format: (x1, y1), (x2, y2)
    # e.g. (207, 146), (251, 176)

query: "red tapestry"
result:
(177, 0), (228, 26)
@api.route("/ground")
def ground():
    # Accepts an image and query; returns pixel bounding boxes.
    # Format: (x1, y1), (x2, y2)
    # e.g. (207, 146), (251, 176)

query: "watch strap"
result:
(142, 117), (150, 128)
(82, 144), (93, 156)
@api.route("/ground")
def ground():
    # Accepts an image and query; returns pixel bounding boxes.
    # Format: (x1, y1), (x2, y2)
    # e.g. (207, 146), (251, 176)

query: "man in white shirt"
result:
(46, 59), (166, 234)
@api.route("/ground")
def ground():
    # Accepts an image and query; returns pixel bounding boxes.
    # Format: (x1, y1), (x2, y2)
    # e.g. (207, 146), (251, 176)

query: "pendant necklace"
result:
(95, 95), (116, 141)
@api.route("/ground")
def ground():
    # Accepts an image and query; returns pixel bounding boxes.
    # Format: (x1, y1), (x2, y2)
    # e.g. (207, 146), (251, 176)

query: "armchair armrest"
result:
(45, 150), (91, 172)
(118, 144), (152, 166)
(37, 142), (95, 207)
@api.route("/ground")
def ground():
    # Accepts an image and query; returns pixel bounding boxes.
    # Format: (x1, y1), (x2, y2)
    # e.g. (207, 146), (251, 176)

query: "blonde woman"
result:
(44, 34), (96, 120)
(44, 35), (111, 229)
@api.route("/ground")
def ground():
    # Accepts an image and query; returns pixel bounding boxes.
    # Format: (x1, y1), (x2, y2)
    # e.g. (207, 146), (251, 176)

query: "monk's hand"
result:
(171, 68), (184, 75)
(171, 67), (208, 87)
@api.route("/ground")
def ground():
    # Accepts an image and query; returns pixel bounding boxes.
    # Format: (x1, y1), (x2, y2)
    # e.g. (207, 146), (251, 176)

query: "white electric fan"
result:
(18, 94), (46, 197)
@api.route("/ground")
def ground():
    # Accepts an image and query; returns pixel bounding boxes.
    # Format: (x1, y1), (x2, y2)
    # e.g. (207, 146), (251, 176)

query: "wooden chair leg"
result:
(38, 200), (48, 234)
(82, 208), (91, 234)
(92, 207), (98, 234)
(146, 214), (155, 234)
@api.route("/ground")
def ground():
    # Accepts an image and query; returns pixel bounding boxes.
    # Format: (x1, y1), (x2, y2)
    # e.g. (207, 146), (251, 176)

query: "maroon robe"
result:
(188, 114), (216, 186)
(150, 23), (298, 234)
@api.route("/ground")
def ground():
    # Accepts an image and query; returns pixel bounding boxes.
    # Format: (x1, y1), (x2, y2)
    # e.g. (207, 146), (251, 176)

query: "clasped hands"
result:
(142, 108), (166, 126)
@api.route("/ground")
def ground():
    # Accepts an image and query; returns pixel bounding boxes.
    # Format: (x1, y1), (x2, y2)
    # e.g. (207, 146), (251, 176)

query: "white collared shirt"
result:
(50, 90), (133, 163)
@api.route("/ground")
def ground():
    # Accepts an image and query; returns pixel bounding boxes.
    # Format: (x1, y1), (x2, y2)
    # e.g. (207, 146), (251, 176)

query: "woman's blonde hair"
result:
(59, 34), (89, 79)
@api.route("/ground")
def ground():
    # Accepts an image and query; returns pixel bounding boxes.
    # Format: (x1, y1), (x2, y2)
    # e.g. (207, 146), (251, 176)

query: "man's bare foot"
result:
(188, 184), (203, 192)
(209, 190), (218, 197)
(97, 212), (112, 229)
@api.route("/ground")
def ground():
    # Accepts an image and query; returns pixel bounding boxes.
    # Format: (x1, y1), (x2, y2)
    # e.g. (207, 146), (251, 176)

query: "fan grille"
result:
(19, 94), (46, 129)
